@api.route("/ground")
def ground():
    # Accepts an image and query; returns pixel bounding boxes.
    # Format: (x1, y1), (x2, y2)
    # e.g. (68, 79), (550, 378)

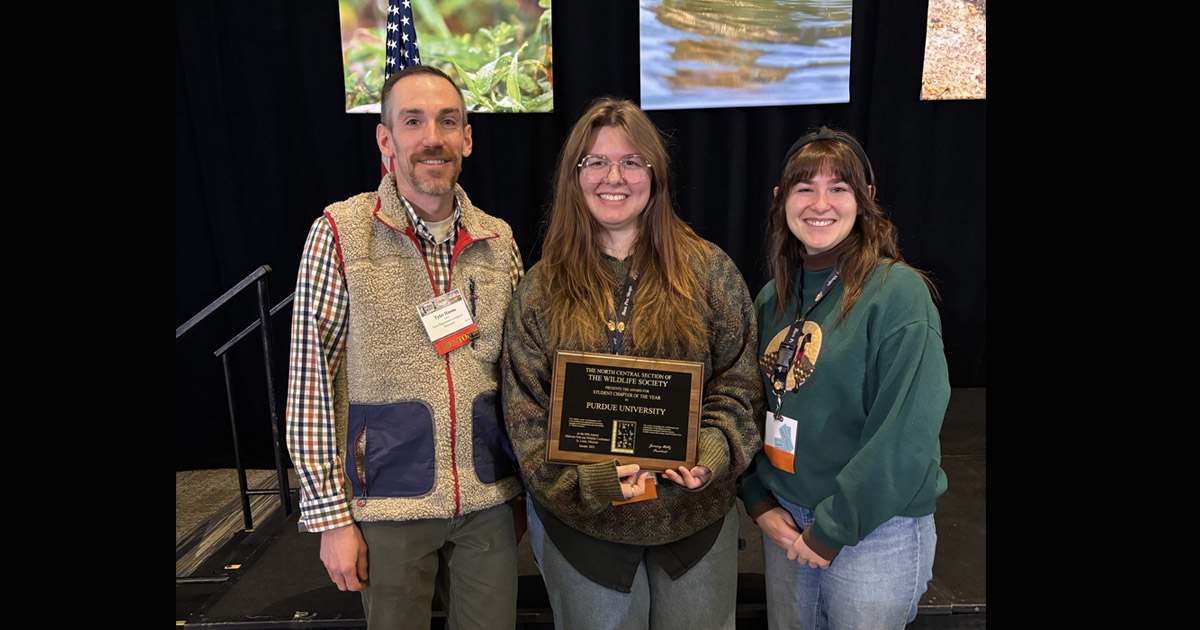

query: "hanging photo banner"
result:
(340, 0), (554, 114)
(639, 0), (852, 111)
(920, 0), (986, 100)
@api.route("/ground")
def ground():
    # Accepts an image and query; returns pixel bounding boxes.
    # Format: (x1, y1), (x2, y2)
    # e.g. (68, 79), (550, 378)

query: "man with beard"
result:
(285, 65), (525, 629)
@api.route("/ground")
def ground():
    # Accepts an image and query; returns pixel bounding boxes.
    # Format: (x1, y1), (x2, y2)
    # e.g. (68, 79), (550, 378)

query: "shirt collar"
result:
(400, 194), (461, 246)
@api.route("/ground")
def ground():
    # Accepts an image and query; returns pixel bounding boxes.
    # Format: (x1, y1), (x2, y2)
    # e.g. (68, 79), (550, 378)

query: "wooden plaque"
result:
(546, 350), (703, 472)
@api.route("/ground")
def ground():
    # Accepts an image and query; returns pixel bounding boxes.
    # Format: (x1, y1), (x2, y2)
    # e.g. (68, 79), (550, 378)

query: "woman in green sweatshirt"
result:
(739, 126), (950, 630)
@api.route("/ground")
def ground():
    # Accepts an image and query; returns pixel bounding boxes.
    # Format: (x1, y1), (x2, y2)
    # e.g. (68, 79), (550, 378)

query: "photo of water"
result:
(639, 0), (852, 111)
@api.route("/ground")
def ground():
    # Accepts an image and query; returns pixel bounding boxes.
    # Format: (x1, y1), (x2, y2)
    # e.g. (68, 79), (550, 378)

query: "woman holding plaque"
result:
(739, 126), (950, 629)
(501, 97), (762, 629)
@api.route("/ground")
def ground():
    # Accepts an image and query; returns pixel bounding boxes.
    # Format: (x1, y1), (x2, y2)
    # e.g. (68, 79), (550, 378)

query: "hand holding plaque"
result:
(661, 465), (711, 489)
(617, 464), (653, 499)
(546, 350), (703, 472)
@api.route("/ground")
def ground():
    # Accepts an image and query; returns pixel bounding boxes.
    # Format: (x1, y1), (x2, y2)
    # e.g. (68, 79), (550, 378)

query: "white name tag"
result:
(416, 288), (478, 354)
(763, 410), (798, 473)
(765, 411), (798, 453)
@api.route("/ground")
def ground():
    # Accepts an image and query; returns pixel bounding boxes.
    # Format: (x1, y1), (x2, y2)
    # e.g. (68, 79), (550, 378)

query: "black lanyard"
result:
(769, 268), (840, 405)
(606, 267), (640, 355)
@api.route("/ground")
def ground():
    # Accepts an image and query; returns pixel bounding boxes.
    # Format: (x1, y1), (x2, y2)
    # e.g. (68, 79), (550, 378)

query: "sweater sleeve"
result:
(500, 267), (627, 516)
(806, 286), (950, 560)
(737, 456), (782, 520)
(691, 250), (764, 489)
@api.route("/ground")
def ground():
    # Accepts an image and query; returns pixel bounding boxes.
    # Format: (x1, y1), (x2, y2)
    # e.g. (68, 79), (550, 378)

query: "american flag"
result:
(382, 0), (422, 175)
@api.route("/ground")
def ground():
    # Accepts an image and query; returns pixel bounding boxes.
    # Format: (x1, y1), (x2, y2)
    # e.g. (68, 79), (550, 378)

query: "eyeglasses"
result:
(577, 154), (652, 184)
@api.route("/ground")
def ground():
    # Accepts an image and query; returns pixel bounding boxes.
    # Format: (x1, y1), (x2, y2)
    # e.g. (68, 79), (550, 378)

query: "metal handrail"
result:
(176, 266), (271, 340)
(177, 265), (295, 531)
(215, 293), (295, 357)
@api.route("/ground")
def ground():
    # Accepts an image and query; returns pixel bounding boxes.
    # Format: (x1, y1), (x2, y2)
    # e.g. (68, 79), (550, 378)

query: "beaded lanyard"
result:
(768, 268), (840, 411)
(606, 267), (640, 355)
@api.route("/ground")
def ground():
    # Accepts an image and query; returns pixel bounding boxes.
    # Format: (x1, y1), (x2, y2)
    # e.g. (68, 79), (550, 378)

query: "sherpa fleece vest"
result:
(325, 175), (521, 522)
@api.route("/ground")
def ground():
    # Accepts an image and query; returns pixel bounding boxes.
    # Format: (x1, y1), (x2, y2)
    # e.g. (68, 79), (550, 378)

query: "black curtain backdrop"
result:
(176, 1), (985, 470)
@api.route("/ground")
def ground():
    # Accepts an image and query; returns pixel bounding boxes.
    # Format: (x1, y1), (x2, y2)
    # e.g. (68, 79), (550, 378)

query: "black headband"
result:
(780, 126), (875, 187)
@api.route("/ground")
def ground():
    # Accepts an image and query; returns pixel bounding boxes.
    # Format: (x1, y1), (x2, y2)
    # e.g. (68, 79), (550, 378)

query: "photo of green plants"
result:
(341, 0), (553, 114)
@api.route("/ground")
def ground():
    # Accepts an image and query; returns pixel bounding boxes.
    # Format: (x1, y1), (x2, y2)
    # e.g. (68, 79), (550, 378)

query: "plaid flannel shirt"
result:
(285, 195), (523, 532)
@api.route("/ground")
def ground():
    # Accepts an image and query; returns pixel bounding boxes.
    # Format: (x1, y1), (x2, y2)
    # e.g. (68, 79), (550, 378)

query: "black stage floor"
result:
(177, 388), (985, 629)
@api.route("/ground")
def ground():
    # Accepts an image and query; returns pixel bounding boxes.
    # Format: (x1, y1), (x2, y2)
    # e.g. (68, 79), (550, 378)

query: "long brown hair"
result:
(764, 130), (936, 323)
(540, 97), (710, 355)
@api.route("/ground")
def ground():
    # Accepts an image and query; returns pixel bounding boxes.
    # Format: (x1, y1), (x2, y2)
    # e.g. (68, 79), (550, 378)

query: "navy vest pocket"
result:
(345, 401), (436, 498)
(471, 392), (517, 484)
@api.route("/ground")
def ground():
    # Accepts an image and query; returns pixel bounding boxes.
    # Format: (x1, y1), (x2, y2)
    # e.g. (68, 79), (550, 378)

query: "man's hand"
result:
(616, 463), (651, 499)
(320, 523), (369, 591)
(661, 465), (712, 489)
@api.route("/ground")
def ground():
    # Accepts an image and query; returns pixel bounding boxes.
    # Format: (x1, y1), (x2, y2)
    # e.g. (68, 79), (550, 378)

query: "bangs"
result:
(782, 140), (864, 187)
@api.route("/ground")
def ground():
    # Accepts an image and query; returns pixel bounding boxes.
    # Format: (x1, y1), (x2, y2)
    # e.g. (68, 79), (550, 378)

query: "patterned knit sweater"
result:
(501, 243), (764, 546)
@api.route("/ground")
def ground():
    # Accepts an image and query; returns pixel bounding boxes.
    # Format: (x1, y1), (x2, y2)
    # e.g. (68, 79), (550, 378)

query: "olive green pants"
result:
(358, 502), (517, 629)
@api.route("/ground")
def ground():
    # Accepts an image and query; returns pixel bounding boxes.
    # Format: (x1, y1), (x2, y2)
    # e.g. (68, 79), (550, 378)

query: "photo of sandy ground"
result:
(921, 0), (985, 100)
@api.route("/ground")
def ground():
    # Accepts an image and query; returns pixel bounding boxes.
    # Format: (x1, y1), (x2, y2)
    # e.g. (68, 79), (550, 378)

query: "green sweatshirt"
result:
(739, 261), (949, 560)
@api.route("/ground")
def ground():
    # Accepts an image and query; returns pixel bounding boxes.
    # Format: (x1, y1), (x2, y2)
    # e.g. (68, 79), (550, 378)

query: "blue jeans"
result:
(526, 494), (738, 630)
(763, 494), (936, 630)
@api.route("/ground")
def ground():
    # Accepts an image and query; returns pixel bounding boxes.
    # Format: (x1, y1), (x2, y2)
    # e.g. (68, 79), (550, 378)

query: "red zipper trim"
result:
(324, 211), (346, 275)
(444, 356), (461, 516)
(441, 226), (498, 516)
(450, 227), (498, 267)
(403, 227), (461, 515)
(374, 200), (501, 517)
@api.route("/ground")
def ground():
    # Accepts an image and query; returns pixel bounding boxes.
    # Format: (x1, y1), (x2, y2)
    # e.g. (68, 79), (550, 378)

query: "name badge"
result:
(416, 288), (478, 355)
(763, 410), (797, 473)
